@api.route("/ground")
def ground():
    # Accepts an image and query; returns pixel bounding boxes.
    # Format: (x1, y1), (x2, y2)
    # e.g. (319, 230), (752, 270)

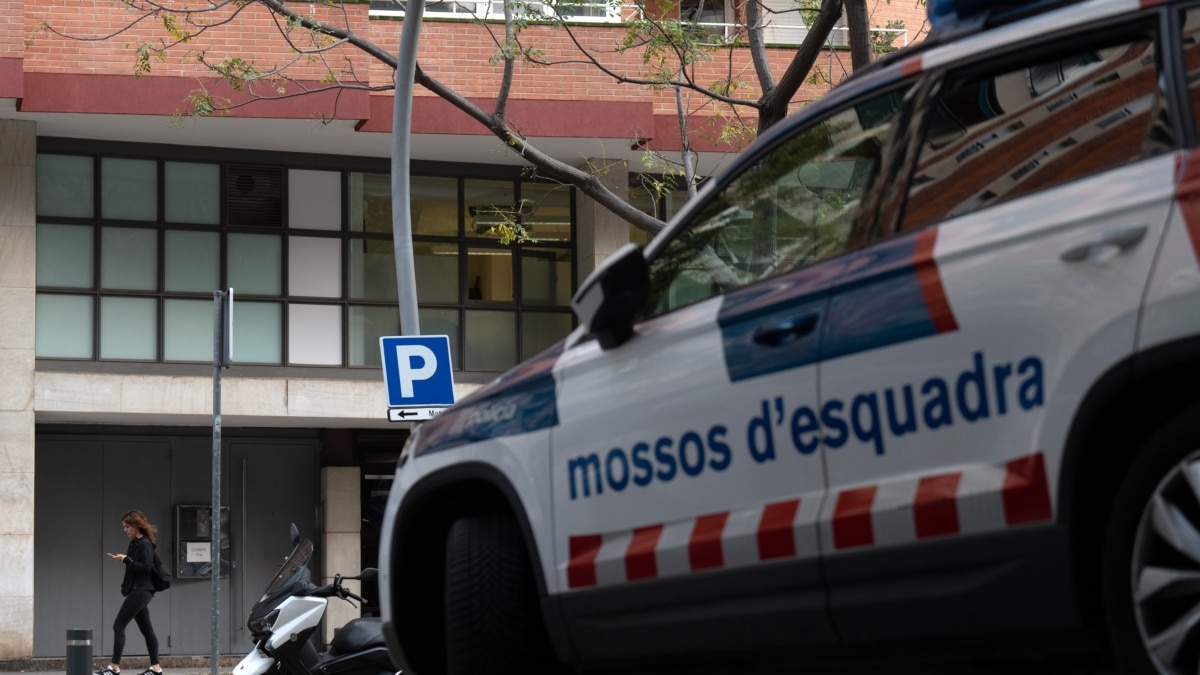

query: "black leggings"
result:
(112, 590), (159, 666)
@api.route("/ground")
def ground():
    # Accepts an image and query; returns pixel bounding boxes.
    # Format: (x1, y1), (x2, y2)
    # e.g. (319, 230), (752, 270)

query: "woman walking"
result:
(94, 510), (164, 675)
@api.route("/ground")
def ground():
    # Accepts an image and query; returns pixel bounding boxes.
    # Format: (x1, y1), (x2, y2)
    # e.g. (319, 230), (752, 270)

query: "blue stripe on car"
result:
(720, 229), (954, 382)
(820, 232), (944, 362)
(412, 344), (563, 457)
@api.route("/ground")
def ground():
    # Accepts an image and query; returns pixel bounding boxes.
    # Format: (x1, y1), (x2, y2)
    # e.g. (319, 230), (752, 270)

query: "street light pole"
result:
(210, 289), (231, 675)
(391, 0), (426, 337)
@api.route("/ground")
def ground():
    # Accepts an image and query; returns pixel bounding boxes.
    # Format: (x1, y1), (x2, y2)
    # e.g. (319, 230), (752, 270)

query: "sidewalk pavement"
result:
(0, 670), (234, 675)
(0, 658), (241, 675)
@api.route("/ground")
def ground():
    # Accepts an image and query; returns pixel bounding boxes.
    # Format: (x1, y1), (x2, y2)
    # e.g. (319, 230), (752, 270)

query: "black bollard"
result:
(66, 629), (93, 675)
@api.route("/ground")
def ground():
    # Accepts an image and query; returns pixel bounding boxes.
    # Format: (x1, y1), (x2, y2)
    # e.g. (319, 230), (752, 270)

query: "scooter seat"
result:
(330, 617), (387, 654)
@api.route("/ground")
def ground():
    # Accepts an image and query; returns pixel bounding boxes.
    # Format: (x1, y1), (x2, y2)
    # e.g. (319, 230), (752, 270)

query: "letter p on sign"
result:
(395, 345), (436, 397)
(380, 336), (456, 408)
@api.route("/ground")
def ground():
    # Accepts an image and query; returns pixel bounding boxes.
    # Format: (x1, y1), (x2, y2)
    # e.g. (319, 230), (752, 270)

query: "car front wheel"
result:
(1104, 406), (1200, 675)
(444, 514), (560, 675)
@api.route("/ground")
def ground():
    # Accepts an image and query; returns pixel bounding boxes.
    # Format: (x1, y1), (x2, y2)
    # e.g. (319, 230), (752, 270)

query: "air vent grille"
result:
(226, 164), (284, 227)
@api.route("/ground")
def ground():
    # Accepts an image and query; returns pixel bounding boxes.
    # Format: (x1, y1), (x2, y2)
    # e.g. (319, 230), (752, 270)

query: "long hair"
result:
(122, 510), (158, 546)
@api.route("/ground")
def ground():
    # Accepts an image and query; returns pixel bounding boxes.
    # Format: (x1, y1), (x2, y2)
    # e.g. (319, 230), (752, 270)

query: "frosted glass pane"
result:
(419, 308), (460, 368)
(165, 162), (220, 225)
(349, 239), (397, 301)
(37, 155), (94, 218)
(101, 228), (158, 291)
(289, 170), (341, 230)
(414, 242), (458, 303)
(289, 236), (341, 298)
(288, 303), (342, 365)
(100, 296), (157, 360)
(522, 312), (573, 360)
(229, 234), (281, 295)
(164, 299), (213, 362)
(349, 305), (400, 367)
(37, 224), (94, 288)
(165, 231), (219, 292)
(35, 294), (93, 358)
(521, 248), (572, 306)
(464, 310), (515, 372)
(102, 158), (157, 221)
(233, 301), (282, 364)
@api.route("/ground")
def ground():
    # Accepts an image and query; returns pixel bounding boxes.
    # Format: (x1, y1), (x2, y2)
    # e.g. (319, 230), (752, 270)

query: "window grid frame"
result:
(34, 144), (578, 373)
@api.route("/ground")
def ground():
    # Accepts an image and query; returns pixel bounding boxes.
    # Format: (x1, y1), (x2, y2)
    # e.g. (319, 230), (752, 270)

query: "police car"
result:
(379, 0), (1200, 672)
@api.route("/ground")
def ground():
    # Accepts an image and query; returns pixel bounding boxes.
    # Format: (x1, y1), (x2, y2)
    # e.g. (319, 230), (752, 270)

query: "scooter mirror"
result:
(289, 523), (301, 547)
(352, 568), (379, 582)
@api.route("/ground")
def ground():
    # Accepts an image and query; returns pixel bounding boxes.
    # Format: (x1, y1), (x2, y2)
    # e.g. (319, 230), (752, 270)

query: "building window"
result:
(34, 151), (577, 373)
(369, 0), (621, 21)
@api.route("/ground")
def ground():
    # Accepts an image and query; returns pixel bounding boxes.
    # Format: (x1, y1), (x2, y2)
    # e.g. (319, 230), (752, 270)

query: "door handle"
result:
(753, 313), (819, 347)
(1060, 224), (1148, 263)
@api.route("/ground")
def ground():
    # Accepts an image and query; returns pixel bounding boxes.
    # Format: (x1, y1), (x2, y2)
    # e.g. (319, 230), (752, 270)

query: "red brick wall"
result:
(1, 0), (24, 57)
(870, 0), (932, 49)
(19, 0), (928, 136)
(24, 0), (373, 78)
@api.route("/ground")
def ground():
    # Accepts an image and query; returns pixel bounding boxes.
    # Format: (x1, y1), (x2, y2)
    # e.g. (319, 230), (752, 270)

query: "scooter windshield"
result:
(264, 538), (313, 598)
(247, 536), (315, 634)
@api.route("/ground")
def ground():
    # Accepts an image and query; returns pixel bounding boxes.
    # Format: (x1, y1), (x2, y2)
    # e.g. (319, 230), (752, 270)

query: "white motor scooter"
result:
(233, 524), (400, 675)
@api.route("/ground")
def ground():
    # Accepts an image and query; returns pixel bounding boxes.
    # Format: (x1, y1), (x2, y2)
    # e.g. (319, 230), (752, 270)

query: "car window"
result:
(1180, 8), (1200, 134)
(899, 31), (1173, 232)
(641, 86), (910, 320)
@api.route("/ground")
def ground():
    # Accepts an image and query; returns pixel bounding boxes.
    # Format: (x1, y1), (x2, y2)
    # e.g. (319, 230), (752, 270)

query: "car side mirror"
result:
(571, 243), (649, 350)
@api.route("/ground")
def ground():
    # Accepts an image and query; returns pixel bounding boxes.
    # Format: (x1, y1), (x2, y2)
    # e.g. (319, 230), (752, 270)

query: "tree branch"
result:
(758, 0), (842, 130)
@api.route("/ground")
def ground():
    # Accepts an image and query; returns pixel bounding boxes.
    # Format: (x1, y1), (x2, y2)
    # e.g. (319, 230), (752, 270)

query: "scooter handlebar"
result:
(304, 583), (340, 598)
(304, 575), (369, 605)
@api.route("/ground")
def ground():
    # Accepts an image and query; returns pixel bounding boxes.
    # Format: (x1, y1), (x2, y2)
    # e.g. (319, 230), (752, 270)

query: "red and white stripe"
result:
(822, 452), (1052, 551)
(565, 452), (1052, 590)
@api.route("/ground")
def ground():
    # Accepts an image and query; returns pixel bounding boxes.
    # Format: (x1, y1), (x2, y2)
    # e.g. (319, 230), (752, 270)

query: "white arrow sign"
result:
(388, 407), (448, 422)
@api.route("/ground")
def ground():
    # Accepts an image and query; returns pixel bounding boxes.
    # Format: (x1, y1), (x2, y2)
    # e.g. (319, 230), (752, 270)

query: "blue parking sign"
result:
(380, 335), (456, 408)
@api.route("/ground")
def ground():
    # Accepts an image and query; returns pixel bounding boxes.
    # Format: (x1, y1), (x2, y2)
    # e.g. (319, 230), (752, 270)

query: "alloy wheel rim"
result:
(1132, 453), (1200, 675)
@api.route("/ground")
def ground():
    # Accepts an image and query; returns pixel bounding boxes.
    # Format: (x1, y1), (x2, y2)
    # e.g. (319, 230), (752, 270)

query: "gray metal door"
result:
(165, 435), (233, 656)
(34, 431), (319, 658)
(227, 439), (320, 653)
(35, 436), (173, 659)
(33, 438), (106, 658)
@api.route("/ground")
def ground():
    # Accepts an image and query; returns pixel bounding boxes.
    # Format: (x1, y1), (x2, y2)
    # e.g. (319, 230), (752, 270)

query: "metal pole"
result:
(391, 0), (425, 337)
(211, 290), (224, 675)
(65, 629), (92, 675)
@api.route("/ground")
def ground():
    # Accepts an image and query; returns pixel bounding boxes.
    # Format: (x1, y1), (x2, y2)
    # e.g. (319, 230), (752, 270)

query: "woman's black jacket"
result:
(121, 536), (156, 596)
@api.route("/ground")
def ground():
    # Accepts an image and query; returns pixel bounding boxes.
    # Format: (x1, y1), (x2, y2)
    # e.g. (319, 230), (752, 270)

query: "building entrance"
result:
(32, 428), (319, 657)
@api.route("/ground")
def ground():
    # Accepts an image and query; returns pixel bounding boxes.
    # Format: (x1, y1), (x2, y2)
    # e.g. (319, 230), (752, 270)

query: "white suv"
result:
(379, 0), (1200, 673)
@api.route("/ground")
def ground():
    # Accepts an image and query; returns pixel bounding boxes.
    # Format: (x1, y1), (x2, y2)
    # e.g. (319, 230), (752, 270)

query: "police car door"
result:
(816, 15), (1178, 641)
(546, 81), (913, 662)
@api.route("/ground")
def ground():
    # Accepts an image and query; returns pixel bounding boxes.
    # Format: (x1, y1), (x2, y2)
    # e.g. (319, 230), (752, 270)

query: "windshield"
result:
(641, 85), (908, 320)
(247, 536), (314, 634)
(264, 538), (313, 598)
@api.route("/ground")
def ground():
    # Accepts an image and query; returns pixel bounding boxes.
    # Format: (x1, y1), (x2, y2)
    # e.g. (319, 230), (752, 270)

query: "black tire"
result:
(1103, 404), (1200, 675)
(445, 514), (558, 675)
